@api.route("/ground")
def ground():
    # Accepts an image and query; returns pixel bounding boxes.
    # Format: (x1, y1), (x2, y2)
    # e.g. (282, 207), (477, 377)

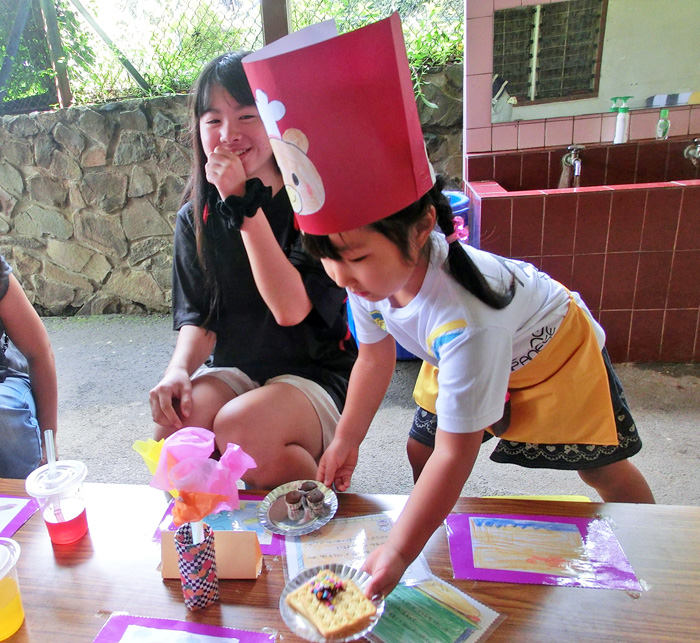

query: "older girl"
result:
(149, 52), (356, 488)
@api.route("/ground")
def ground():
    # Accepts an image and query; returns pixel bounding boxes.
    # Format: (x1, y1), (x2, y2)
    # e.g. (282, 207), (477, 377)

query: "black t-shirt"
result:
(171, 189), (357, 411)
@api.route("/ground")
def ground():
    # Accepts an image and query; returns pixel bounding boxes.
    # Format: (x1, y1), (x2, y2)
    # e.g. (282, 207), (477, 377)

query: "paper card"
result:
(285, 513), (431, 584)
(446, 513), (643, 591)
(367, 576), (502, 643)
(243, 12), (434, 235)
(92, 613), (276, 642)
(154, 494), (284, 556)
(0, 495), (38, 537)
(161, 529), (262, 580)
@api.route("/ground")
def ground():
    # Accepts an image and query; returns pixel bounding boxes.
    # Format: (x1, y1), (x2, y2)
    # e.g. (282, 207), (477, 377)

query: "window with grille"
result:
(492, 0), (607, 105)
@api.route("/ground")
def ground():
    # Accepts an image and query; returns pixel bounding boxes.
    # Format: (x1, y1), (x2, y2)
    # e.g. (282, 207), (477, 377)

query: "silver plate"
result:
(258, 480), (338, 536)
(280, 563), (385, 643)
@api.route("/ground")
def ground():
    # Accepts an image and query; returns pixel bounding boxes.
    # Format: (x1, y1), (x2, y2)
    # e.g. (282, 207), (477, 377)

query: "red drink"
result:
(26, 459), (89, 546)
(43, 499), (88, 545)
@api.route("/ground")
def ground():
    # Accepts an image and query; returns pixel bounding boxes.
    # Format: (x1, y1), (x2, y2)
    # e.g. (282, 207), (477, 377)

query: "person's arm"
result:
(207, 145), (312, 326)
(363, 428), (484, 598)
(149, 324), (216, 429)
(239, 213), (313, 325)
(317, 335), (396, 491)
(0, 274), (58, 460)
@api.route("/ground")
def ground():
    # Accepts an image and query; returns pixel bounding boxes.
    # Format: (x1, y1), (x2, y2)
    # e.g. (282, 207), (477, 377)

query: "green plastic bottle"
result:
(656, 108), (670, 140)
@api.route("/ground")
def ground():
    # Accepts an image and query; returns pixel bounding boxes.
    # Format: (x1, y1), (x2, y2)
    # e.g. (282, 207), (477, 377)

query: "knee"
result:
(212, 407), (255, 450)
(154, 423), (178, 441)
(578, 465), (609, 487)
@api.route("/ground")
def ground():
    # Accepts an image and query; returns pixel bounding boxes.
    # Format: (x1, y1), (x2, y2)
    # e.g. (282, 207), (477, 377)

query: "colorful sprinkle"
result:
(307, 573), (346, 607)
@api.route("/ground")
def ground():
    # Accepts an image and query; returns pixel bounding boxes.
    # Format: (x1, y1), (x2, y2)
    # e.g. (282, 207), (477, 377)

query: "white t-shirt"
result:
(349, 234), (604, 434)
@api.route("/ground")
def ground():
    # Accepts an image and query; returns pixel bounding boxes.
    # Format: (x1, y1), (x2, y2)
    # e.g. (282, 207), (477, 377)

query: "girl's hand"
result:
(148, 366), (192, 429)
(205, 145), (246, 199)
(316, 437), (359, 492)
(362, 543), (408, 600)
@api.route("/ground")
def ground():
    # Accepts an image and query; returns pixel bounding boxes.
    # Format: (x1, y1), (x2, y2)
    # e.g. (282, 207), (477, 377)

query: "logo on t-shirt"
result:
(369, 310), (387, 331)
(511, 325), (557, 370)
(427, 320), (468, 359)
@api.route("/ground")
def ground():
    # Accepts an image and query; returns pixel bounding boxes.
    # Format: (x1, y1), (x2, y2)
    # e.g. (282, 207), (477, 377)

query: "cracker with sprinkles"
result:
(285, 569), (377, 638)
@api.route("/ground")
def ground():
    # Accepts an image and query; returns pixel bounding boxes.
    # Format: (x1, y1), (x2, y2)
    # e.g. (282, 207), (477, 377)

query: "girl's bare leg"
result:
(153, 375), (236, 441)
(212, 382), (324, 489)
(407, 436), (434, 483)
(578, 459), (655, 503)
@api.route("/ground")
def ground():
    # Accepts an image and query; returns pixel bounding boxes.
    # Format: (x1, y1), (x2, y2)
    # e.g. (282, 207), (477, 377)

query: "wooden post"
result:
(38, 0), (73, 107)
(261, 0), (290, 45)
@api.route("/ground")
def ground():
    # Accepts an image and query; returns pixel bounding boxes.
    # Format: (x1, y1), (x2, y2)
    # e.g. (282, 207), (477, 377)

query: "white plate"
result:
(280, 563), (385, 642)
(258, 480), (338, 537)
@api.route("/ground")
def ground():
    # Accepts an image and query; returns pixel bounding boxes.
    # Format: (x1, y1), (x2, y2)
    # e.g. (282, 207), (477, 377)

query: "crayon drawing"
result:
(154, 493), (283, 555)
(470, 517), (594, 577)
(446, 513), (643, 591)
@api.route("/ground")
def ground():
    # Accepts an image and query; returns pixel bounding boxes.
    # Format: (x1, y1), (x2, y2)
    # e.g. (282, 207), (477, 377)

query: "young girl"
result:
(303, 176), (654, 599)
(0, 254), (58, 477)
(149, 52), (356, 489)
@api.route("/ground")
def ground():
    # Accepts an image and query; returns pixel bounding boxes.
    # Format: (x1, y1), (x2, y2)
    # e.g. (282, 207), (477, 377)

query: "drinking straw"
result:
(44, 430), (65, 521)
(45, 429), (58, 477)
(191, 520), (204, 545)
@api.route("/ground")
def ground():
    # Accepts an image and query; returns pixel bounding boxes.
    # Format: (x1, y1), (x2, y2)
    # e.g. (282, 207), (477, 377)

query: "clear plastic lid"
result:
(25, 460), (87, 499)
(0, 538), (20, 579)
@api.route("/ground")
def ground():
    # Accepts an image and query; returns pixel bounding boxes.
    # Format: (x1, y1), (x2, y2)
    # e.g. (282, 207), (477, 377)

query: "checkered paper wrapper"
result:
(174, 522), (219, 610)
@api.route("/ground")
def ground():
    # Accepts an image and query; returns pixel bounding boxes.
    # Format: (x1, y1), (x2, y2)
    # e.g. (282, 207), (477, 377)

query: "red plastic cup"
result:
(25, 460), (89, 545)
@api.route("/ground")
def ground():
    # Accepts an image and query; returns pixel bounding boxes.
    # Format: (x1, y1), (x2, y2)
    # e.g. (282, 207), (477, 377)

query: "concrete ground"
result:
(43, 314), (700, 506)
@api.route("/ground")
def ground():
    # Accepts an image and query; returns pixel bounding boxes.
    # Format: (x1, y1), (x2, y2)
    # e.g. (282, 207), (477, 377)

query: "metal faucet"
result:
(563, 145), (584, 186)
(683, 138), (700, 167)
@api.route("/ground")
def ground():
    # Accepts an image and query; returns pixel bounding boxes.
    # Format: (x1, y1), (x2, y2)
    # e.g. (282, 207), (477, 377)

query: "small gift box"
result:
(174, 521), (219, 611)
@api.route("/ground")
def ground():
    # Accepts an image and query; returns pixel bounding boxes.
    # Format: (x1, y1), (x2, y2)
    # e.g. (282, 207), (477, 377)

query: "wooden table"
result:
(3, 479), (699, 642)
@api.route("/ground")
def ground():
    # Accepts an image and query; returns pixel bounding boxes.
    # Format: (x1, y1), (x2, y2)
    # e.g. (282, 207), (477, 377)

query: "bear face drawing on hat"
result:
(255, 89), (325, 216)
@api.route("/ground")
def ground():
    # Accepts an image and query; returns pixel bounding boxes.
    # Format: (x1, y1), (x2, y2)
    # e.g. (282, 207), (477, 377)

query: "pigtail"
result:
(302, 174), (516, 310)
(433, 178), (515, 310)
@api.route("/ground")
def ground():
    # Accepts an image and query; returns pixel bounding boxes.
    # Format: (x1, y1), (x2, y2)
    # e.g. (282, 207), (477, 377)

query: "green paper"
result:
(371, 583), (478, 643)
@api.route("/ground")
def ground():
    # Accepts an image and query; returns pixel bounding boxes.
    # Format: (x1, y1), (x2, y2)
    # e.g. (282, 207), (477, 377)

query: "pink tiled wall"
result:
(466, 138), (700, 191)
(465, 0), (700, 155)
(466, 178), (700, 363)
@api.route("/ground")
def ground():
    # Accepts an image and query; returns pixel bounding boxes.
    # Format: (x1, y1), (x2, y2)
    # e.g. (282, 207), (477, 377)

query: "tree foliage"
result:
(0, 0), (94, 110)
(1, 0), (462, 110)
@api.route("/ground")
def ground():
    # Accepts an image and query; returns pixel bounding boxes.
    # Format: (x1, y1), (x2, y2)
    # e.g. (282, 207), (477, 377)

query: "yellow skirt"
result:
(413, 301), (618, 446)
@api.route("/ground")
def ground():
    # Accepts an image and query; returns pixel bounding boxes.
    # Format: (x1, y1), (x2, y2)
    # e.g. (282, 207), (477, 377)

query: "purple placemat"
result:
(153, 493), (284, 556)
(92, 613), (276, 642)
(0, 495), (39, 538)
(446, 512), (642, 591)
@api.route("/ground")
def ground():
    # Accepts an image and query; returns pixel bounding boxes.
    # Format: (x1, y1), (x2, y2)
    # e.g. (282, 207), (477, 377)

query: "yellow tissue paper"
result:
(132, 438), (164, 474)
(132, 438), (179, 497)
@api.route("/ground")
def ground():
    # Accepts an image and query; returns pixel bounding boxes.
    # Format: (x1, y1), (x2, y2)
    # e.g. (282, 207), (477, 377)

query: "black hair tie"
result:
(217, 178), (272, 231)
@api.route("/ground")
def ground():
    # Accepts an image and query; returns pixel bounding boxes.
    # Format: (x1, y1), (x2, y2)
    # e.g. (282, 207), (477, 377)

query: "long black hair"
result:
(303, 176), (515, 310)
(182, 51), (255, 318)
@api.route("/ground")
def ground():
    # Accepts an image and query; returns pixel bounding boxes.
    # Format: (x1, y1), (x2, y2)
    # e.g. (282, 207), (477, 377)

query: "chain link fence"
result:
(1, 0), (462, 114)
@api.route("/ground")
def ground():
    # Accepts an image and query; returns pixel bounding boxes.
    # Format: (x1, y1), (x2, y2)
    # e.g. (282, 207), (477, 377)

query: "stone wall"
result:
(0, 65), (462, 315)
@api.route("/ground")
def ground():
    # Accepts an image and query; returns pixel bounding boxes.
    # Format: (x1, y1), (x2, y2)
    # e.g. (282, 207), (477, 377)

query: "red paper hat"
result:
(243, 12), (435, 235)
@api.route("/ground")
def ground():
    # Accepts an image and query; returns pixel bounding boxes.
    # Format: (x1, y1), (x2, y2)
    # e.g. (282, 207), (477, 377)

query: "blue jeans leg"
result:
(0, 376), (41, 478)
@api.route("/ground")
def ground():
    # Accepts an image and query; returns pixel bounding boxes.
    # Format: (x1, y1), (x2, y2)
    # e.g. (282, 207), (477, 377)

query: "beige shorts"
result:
(191, 366), (340, 450)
